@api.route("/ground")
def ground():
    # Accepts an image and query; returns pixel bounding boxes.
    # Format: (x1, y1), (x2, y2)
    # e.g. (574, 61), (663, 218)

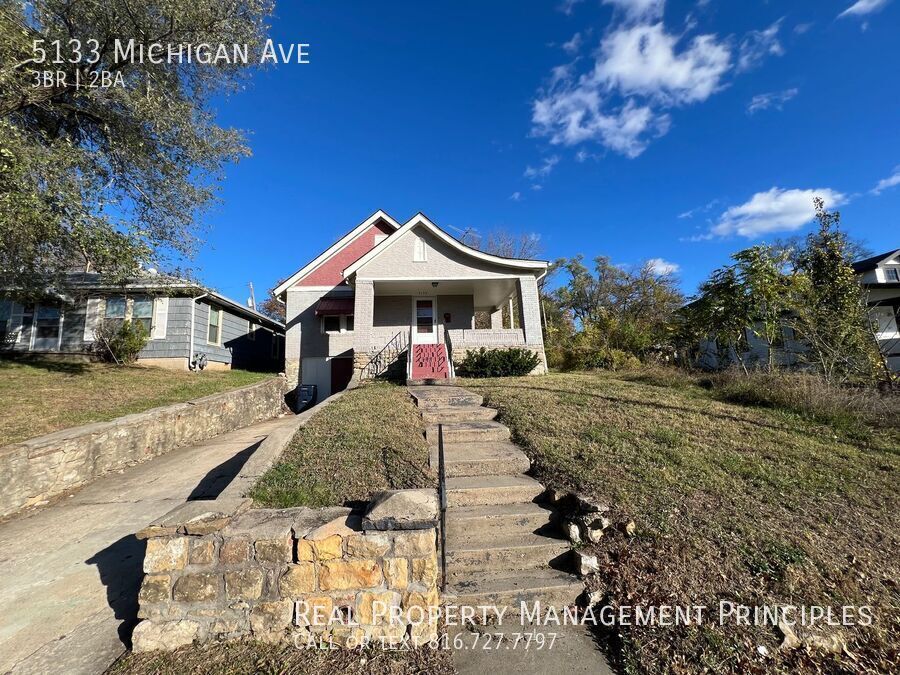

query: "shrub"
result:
(93, 319), (149, 364)
(456, 347), (540, 378)
(555, 346), (642, 372)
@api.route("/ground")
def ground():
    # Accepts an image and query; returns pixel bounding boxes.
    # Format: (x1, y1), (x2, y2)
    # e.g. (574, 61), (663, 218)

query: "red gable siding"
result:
(296, 221), (394, 287)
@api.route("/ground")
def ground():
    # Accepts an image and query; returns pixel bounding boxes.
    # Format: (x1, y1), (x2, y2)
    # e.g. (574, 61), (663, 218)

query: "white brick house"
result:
(274, 210), (549, 401)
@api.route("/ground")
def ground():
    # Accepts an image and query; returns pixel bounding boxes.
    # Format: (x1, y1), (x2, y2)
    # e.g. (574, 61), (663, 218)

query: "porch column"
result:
(352, 279), (375, 375)
(489, 307), (503, 329)
(516, 276), (543, 346)
(284, 289), (302, 392)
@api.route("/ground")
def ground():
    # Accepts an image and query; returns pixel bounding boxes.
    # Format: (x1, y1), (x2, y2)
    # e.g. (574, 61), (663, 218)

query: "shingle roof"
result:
(852, 249), (900, 273)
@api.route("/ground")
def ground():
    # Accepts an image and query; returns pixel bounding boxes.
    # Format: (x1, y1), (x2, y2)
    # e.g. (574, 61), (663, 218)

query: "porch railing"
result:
(361, 330), (408, 379)
(446, 328), (525, 347)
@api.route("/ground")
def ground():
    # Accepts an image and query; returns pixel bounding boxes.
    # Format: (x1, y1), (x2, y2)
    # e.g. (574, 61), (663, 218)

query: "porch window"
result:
(207, 306), (222, 345)
(132, 296), (153, 335)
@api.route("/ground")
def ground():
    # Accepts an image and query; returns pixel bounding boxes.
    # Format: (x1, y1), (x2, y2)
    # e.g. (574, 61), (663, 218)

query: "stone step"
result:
(445, 502), (555, 536)
(447, 568), (583, 614)
(437, 442), (531, 478)
(445, 530), (571, 578)
(445, 475), (545, 507)
(420, 405), (498, 424)
(409, 386), (483, 410)
(427, 421), (510, 444)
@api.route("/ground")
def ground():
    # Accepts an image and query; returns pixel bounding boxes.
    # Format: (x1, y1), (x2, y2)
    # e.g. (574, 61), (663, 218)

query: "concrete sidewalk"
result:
(0, 415), (295, 675)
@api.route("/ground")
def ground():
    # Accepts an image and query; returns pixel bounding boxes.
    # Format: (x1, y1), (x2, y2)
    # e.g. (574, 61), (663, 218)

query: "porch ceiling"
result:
(373, 278), (516, 308)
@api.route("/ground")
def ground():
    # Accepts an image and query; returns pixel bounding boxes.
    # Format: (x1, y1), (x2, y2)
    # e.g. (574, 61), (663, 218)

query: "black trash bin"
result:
(297, 384), (317, 411)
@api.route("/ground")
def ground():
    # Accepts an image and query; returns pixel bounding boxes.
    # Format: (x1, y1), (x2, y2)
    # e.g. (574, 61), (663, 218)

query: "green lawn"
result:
(108, 639), (453, 675)
(250, 382), (434, 507)
(465, 370), (900, 674)
(0, 358), (273, 445)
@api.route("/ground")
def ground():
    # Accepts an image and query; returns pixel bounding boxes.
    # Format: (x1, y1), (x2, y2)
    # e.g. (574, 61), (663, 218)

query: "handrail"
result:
(361, 330), (408, 379)
(443, 326), (456, 379)
(438, 423), (447, 592)
(407, 326), (414, 380)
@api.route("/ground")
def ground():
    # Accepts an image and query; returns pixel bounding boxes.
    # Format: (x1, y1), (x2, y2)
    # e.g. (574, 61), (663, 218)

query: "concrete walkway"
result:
(0, 415), (294, 675)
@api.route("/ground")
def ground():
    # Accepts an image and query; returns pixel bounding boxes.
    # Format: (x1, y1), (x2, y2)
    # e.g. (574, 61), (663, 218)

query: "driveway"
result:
(0, 416), (293, 675)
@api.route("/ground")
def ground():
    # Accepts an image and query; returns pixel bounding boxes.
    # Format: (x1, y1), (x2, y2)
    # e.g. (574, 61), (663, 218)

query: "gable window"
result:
(207, 307), (222, 345)
(321, 314), (353, 334)
(413, 235), (427, 262)
(132, 297), (153, 335)
(886, 268), (900, 282)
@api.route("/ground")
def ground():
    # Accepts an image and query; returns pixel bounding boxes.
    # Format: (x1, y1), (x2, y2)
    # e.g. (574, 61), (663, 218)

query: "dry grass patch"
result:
(466, 371), (900, 674)
(108, 639), (454, 675)
(250, 382), (433, 508)
(0, 358), (272, 444)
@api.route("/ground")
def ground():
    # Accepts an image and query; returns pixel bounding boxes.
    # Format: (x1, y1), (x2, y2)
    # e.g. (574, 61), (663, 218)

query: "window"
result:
(207, 307), (222, 345)
(413, 235), (427, 262)
(35, 305), (61, 341)
(416, 299), (434, 334)
(322, 315), (341, 333)
(869, 306), (900, 339)
(105, 296), (126, 326)
(321, 315), (353, 334)
(132, 297), (153, 335)
(886, 268), (900, 282)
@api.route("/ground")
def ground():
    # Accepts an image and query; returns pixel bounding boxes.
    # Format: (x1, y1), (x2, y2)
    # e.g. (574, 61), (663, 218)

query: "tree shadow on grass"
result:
(0, 355), (89, 375)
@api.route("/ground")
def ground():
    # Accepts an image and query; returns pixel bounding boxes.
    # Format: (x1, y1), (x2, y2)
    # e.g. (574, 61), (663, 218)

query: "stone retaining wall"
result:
(0, 376), (287, 518)
(132, 489), (440, 652)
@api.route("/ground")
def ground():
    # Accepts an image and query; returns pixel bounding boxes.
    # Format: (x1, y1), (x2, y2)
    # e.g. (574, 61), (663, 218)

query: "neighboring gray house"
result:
(0, 274), (285, 371)
(274, 210), (549, 401)
(853, 248), (900, 373)
(694, 248), (900, 373)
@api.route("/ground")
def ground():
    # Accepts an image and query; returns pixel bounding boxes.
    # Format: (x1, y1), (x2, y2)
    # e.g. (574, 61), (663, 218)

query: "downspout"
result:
(188, 293), (208, 370)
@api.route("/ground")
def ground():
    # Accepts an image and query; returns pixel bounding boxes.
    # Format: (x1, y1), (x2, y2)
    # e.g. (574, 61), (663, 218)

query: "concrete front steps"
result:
(408, 384), (581, 618)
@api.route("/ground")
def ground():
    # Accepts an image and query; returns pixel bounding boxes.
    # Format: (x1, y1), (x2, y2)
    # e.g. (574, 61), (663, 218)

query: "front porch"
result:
(352, 276), (546, 381)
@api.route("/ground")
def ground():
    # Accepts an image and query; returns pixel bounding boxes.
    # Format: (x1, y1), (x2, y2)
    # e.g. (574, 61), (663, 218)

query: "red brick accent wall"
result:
(296, 221), (394, 287)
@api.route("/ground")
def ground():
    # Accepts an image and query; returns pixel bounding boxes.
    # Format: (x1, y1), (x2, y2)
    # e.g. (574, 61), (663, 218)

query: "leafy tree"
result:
(0, 0), (273, 298)
(692, 265), (754, 373)
(791, 199), (882, 382)
(731, 245), (795, 370)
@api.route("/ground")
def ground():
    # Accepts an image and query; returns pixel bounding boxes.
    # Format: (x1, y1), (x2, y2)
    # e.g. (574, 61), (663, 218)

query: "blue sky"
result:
(195, 0), (900, 303)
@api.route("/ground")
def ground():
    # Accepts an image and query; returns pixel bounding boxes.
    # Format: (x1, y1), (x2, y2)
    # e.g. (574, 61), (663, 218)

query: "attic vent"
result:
(413, 235), (427, 262)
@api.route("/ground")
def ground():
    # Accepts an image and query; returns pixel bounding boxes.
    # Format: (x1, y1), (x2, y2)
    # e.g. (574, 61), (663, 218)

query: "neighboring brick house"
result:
(274, 210), (549, 401)
(0, 274), (285, 371)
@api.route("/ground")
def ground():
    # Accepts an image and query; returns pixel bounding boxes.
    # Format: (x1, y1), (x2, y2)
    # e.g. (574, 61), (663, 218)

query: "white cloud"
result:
(531, 184), (544, 191)
(558, 0), (584, 15)
(647, 257), (680, 275)
(793, 22), (814, 34)
(871, 166), (900, 195)
(533, 88), (671, 158)
(601, 0), (665, 22)
(524, 155), (560, 179)
(562, 32), (583, 55)
(747, 87), (798, 114)
(737, 19), (784, 72)
(678, 198), (720, 219)
(532, 23), (728, 158)
(839, 0), (891, 18)
(711, 188), (846, 238)
(509, 191), (522, 201)
(593, 23), (731, 104)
